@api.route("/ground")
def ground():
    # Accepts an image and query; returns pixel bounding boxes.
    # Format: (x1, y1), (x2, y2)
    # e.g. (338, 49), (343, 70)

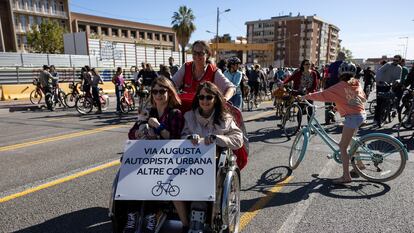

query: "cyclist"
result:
(91, 68), (103, 114)
(362, 66), (375, 98)
(112, 67), (124, 114)
(302, 61), (366, 184)
(224, 57), (243, 109)
(374, 54), (402, 127)
(83, 65), (93, 97)
(283, 59), (318, 117)
(248, 64), (265, 105)
(39, 65), (54, 95)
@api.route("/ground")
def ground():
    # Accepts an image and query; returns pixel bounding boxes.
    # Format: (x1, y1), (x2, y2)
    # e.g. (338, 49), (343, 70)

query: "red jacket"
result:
(283, 70), (318, 94)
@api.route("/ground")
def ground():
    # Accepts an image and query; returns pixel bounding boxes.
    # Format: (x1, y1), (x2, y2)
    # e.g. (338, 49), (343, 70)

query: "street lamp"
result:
(215, 7), (231, 62)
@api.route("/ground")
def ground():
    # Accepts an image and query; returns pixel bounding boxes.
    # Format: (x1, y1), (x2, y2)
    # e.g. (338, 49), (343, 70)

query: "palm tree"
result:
(171, 6), (196, 64)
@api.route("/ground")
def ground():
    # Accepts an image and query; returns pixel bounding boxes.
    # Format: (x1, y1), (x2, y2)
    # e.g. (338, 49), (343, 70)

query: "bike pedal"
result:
(326, 155), (333, 159)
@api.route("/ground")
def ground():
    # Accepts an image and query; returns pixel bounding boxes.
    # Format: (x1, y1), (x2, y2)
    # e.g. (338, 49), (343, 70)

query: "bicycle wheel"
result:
(350, 134), (407, 182)
(57, 89), (67, 107)
(289, 129), (309, 170)
(151, 185), (163, 196)
(30, 89), (42, 104)
(100, 95), (109, 111)
(168, 185), (180, 196)
(76, 96), (93, 114)
(368, 99), (376, 114)
(398, 102), (413, 129)
(64, 92), (78, 108)
(247, 94), (254, 111)
(120, 97), (129, 113)
(283, 103), (302, 138)
(128, 96), (136, 111)
(45, 93), (56, 111)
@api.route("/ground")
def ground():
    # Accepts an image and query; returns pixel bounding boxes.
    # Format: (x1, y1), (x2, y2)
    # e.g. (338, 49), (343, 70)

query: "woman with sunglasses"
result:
(124, 76), (185, 233)
(178, 81), (243, 232)
(172, 40), (236, 111)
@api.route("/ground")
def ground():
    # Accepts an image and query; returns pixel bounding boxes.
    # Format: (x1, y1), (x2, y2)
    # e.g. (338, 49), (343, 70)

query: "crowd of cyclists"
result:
(27, 39), (414, 232)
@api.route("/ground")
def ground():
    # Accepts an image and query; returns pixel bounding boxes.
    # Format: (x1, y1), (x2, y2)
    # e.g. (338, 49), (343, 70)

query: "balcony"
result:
(13, 6), (68, 19)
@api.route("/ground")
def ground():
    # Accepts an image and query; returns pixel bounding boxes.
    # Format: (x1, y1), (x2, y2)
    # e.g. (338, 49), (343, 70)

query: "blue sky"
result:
(70, 0), (414, 60)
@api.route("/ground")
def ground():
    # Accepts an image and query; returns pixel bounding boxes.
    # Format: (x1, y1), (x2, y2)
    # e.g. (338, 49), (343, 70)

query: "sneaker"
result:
(123, 212), (138, 233)
(143, 213), (157, 233)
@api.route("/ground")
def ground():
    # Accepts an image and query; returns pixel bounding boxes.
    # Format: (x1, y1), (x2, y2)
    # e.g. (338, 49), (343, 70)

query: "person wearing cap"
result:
(302, 62), (366, 184)
(224, 57), (243, 109)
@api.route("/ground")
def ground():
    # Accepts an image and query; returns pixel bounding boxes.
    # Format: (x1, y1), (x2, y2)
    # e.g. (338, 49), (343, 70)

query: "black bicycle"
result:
(151, 180), (180, 197)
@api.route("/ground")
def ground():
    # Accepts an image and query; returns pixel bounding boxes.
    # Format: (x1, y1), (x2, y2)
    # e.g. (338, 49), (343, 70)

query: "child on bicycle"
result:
(301, 62), (366, 184)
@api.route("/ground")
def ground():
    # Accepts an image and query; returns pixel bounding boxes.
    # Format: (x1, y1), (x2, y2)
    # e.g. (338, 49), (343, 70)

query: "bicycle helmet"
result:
(338, 61), (357, 76)
(227, 57), (241, 65)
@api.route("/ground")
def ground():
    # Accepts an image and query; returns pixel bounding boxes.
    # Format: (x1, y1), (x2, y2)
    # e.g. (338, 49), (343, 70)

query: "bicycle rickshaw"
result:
(109, 95), (248, 233)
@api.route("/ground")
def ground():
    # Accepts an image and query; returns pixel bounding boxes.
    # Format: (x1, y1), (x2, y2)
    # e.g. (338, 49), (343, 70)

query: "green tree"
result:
(171, 6), (196, 64)
(26, 20), (65, 54)
(340, 46), (353, 61)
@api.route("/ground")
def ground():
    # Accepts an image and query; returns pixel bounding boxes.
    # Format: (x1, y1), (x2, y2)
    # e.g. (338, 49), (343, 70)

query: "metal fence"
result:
(0, 67), (145, 84)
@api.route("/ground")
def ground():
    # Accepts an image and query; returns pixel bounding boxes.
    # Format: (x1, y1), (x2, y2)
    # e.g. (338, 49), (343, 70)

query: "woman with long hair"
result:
(112, 67), (124, 114)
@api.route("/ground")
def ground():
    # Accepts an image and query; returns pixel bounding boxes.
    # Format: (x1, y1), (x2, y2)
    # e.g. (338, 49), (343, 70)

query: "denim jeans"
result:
(230, 93), (242, 110)
(115, 86), (123, 112)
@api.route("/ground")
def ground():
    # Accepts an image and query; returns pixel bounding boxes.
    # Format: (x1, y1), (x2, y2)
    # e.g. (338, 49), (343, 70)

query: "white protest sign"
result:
(115, 140), (216, 201)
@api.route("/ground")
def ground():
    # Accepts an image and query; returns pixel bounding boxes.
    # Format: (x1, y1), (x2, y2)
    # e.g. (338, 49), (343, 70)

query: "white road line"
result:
(276, 159), (336, 233)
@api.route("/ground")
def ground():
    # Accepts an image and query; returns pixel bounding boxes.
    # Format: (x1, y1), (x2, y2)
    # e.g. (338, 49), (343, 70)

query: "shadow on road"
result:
(241, 167), (391, 212)
(15, 207), (111, 233)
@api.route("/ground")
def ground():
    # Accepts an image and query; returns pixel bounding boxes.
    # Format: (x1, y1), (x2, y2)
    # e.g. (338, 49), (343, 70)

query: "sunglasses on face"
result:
(198, 94), (214, 101)
(151, 89), (167, 95)
(192, 51), (206, 56)
(304, 63), (310, 66)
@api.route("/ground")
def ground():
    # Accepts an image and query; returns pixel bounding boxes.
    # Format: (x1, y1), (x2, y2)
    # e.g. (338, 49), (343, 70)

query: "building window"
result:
(78, 24), (86, 32)
(168, 35), (173, 42)
(130, 31), (136, 39)
(121, 29), (127, 38)
(59, 1), (64, 11)
(36, 16), (42, 25)
(44, 0), (49, 13)
(20, 15), (26, 31)
(35, 0), (41, 11)
(28, 0), (33, 10)
(101, 27), (108, 36)
(162, 34), (167, 41)
(147, 33), (153, 40)
(28, 16), (34, 29)
(51, 0), (57, 14)
(155, 33), (160, 41)
(139, 32), (145, 39)
(90, 26), (97, 35)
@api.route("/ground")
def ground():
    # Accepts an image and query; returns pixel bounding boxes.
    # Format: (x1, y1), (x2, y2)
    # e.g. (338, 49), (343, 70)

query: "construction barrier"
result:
(0, 82), (115, 101)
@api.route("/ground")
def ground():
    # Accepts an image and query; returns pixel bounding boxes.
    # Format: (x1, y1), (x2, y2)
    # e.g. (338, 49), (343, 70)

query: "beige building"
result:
(71, 12), (178, 51)
(0, 0), (71, 52)
(245, 14), (340, 67)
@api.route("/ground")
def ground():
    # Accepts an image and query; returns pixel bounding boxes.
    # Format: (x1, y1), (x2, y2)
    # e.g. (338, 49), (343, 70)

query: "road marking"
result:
(0, 125), (127, 152)
(276, 160), (335, 233)
(239, 176), (293, 231)
(0, 159), (121, 203)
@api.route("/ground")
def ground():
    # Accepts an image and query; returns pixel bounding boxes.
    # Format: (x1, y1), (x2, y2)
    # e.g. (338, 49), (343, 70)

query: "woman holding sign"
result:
(125, 76), (187, 233)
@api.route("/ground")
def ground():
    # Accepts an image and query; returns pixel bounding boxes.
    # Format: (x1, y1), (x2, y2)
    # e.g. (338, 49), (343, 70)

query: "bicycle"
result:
(289, 99), (408, 182)
(120, 84), (136, 113)
(151, 180), (180, 197)
(30, 78), (43, 104)
(64, 81), (82, 108)
(398, 88), (414, 129)
(279, 89), (303, 138)
(75, 88), (109, 114)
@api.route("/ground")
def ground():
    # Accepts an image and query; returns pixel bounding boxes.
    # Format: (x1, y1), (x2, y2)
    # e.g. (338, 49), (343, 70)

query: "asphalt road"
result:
(0, 99), (413, 233)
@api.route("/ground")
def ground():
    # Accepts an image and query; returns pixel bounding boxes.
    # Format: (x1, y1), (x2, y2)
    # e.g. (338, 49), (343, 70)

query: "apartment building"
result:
(245, 14), (340, 67)
(71, 12), (178, 51)
(0, 0), (71, 52)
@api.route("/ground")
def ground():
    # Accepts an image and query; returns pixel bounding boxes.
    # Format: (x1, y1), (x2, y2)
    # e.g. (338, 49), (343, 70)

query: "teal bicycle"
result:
(289, 99), (408, 182)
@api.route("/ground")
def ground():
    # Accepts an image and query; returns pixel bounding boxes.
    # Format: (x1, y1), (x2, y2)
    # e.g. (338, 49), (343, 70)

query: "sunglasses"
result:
(304, 63), (310, 66)
(198, 94), (214, 101)
(151, 89), (167, 95)
(192, 51), (206, 56)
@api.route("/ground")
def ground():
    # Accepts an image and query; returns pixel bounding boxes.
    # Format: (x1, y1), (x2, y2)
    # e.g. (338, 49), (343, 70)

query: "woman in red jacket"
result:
(283, 59), (318, 118)
(283, 59), (318, 95)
